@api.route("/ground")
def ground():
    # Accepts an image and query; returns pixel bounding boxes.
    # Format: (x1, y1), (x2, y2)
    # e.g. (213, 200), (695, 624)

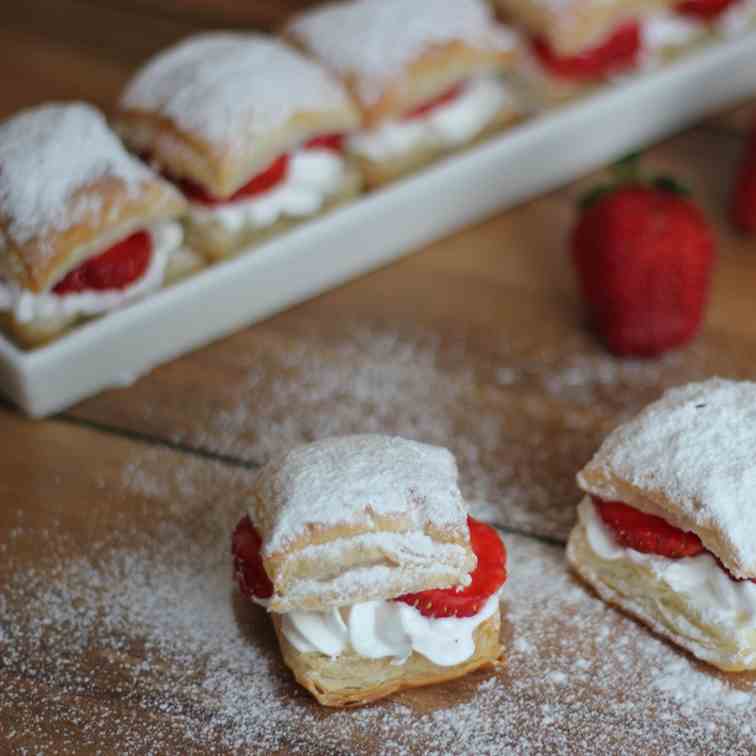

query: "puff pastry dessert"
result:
(675, 0), (756, 42)
(288, 0), (522, 187)
(494, 0), (704, 104)
(568, 378), (756, 671)
(0, 102), (196, 348)
(232, 435), (508, 706)
(117, 33), (362, 261)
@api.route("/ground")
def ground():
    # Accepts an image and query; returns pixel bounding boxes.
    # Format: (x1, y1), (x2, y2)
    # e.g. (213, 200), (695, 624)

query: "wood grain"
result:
(68, 125), (756, 540)
(3, 412), (756, 754)
(3, 1), (756, 752)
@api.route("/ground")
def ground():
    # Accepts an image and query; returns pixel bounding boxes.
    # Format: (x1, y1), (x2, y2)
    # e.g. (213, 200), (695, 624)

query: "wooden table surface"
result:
(3, 2), (756, 754)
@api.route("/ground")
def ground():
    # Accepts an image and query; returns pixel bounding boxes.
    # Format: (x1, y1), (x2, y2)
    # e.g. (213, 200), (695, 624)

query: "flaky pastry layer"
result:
(353, 103), (520, 188)
(116, 107), (360, 200)
(2, 244), (203, 350)
(288, 31), (518, 128)
(249, 435), (476, 613)
(272, 610), (503, 706)
(567, 519), (756, 671)
(494, 0), (680, 55)
(1, 177), (185, 294)
(577, 382), (756, 579)
(184, 164), (361, 260)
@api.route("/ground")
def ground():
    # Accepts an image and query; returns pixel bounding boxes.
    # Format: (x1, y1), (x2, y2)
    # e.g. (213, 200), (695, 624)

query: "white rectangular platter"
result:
(3, 33), (756, 418)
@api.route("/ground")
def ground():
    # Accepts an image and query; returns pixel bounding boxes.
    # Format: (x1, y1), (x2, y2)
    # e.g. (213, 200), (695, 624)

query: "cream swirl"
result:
(188, 148), (346, 234)
(348, 77), (513, 162)
(580, 497), (756, 622)
(278, 591), (501, 667)
(0, 221), (183, 325)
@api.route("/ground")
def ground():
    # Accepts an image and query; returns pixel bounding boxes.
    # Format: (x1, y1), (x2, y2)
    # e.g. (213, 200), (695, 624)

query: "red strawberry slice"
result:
(393, 517), (507, 619)
(531, 22), (640, 80)
(571, 182), (715, 357)
(181, 153), (290, 207)
(304, 133), (346, 152)
(594, 497), (705, 558)
(403, 84), (465, 121)
(232, 515), (274, 600)
(676, 0), (738, 20)
(53, 230), (152, 295)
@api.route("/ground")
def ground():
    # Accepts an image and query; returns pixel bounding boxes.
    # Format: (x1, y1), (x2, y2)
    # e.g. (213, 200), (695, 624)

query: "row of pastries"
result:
(1, 0), (755, 348)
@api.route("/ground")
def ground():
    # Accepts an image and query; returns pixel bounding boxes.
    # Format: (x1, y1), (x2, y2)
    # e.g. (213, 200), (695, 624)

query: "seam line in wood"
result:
(58, 414), (262, 471)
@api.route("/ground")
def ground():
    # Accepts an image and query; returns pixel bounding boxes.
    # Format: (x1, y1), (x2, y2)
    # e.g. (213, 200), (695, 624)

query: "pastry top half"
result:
(287, 0), (519, 127)
(578, 378), (756, 579)
(250, 434), (477, 613)
(0, 102), (185, 294)
(117, 32), (361, 199)
(494, 0), (680, 55)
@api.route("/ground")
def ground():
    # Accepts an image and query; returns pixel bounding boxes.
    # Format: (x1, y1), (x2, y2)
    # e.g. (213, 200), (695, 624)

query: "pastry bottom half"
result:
(354, 107), (521, 189)
(185, 166), (362, 262)
(2, 248), (206, 349)
(272, 610), (503, 707)
(567, 520), (756, 672)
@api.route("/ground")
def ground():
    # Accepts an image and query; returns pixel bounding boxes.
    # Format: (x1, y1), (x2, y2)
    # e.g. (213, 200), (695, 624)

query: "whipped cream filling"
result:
(640, 0), (756, 61)
(718, 0), (756, 37)
(641, 11), (705, 55)
(277, 590), (501, 667)
(0, 222), (183, 325)
(188, 148), (346, 234)
(580, 497), (756, 626)
(348, 77), (513, 162)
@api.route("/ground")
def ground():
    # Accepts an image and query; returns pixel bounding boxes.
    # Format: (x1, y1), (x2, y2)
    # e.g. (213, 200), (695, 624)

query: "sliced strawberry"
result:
(594, 497), (704, 558)
(304, 133), (346, 152)
(531, 22), (640, 81)
(181, 153), (290, 207)
(394, 517), (507, 619)
(676, 0), (738, 20)
(232, 515), (273, 600)
(403, 83), (465, 121)
(53, 230), (152, 295)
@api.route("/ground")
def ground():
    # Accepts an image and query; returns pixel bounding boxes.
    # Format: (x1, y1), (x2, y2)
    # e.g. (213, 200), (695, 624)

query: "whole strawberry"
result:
(572, 171), (715, 358)
(731, 129), (756, 233)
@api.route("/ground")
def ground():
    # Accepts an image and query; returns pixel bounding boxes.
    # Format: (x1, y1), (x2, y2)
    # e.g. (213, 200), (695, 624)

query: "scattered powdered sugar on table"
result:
(0, 102), (151, 247)
(4, 485), (756, 754)
(144, 318), (746, 543)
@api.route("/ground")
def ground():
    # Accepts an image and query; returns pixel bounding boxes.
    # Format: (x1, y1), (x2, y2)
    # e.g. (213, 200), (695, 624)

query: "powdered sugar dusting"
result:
(73, 317), (754, 543)
(255, 435), (468, 555)
(0, 102), (152, 247)
(580, 378), (756, 576)
(289, 0), (517, 105)
(121, 33), (352, 148)
(5, 485), (756, 753)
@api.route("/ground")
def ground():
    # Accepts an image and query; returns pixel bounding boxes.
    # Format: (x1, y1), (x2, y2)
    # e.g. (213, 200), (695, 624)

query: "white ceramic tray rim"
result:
(3, 33), (756, 417)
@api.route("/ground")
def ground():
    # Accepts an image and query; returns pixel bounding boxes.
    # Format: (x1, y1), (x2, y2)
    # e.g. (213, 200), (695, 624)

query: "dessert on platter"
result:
(287, 0), (522, 187)
(0, 102), (194, 348)
(675, 0), (756, 44)
(232, 434), (508, 706)
(493, 0), (726, 104)
(117, 33), (362, 260)
(568, 378), (756, 671)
